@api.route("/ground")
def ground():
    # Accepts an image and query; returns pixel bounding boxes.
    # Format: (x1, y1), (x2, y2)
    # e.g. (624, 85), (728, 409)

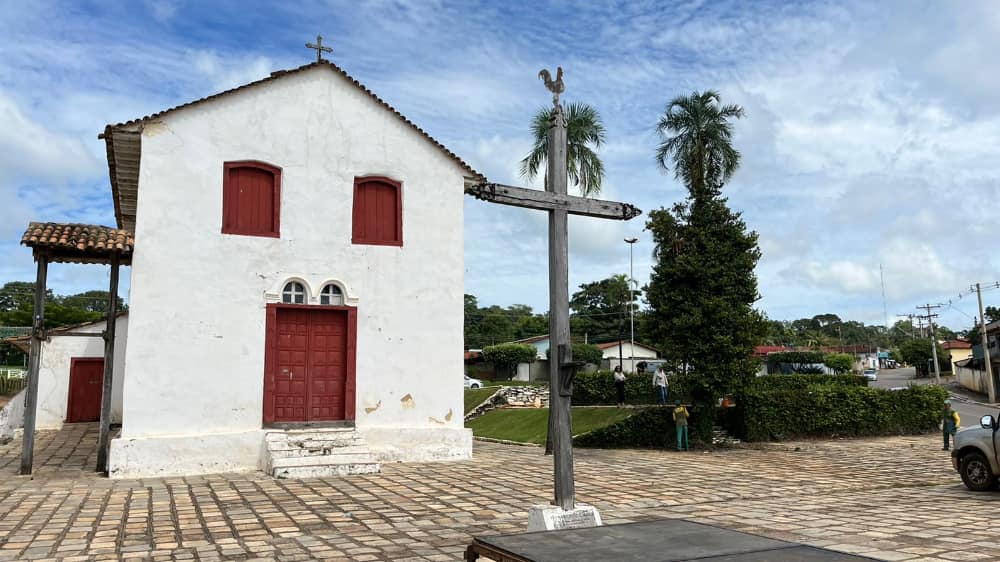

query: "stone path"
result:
(1, 424), (998, 561)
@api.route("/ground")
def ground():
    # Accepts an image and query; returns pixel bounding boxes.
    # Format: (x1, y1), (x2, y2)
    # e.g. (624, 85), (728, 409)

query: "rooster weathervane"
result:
(538, 67), (564, 107)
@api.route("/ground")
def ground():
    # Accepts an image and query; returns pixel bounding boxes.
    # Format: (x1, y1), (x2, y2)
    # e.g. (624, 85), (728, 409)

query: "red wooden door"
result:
(274, 308), (309, 422)
(67, 358), (104, 423)
(307, 311), (348, 420)
(271, 308), (348, 422)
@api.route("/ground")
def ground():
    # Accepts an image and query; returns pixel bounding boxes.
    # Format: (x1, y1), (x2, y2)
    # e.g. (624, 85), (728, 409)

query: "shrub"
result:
(766, 350), (827, 374)
(572, 370), (696, 405)
(482, 343), (537, 379)
(736, 380), (946, 441)
(823, 353), (855, 374)
(574, 406), (711, 449)
(752, 374), (867, 392)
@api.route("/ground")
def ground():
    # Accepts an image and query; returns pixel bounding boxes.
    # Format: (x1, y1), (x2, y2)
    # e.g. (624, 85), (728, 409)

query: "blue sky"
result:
(2, 0), (999, 330)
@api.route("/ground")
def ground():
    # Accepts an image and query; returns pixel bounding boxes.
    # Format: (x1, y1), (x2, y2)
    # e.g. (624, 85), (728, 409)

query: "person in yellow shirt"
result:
(942, 399), (960, 451)
(673, 400), (690, 451)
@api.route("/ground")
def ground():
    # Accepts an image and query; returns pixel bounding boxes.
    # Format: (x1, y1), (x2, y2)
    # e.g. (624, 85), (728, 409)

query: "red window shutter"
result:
(222, 161), (281, 237)
(352, 177), (402, 246)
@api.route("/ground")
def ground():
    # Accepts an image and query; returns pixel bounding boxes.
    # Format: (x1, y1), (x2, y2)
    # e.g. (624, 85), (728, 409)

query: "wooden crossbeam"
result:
(465, 183), (641, 221)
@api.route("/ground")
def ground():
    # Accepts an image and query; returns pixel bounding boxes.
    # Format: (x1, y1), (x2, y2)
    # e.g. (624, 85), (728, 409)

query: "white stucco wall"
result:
(33, 315), (128, 430)
(600, 342), (659, 361)
(113, 66), (469, 476)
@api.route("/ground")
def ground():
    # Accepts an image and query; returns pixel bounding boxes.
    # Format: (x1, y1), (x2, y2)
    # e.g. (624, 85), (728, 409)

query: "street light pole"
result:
(625, 237), (638, 372)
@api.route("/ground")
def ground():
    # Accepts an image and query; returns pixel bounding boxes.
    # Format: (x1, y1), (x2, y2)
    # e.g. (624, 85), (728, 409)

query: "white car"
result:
(464, 375), (484, 389)
(863, 368), (878, 382)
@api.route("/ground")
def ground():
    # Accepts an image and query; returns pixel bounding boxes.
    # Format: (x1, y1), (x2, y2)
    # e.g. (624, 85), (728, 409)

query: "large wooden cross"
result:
(466, 70), (641, 511)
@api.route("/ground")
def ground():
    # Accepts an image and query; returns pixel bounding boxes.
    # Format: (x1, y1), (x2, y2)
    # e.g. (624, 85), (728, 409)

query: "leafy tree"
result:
(0, 281), (54, 312)
(655, 90), (743, 198)
(569, 274), (637, 344)
(520, 102), (606, 197)
(897, 338), (946, 376)
(482, 343), (537, 379)
(823, 353), (855, 374)
(647, 91), (763, 408)
(644, 188), (766, 403)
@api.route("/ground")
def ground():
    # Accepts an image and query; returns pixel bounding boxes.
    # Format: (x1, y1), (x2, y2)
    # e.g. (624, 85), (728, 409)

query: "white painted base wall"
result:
(0, 389), (26, 440)
(361, 427), (472, 463)
(107, 426), (471, 478)
(108, 429), (264, 479)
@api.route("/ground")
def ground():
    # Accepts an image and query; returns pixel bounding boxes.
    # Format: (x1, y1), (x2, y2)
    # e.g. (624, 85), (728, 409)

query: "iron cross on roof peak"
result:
(305, 35), (333, 62)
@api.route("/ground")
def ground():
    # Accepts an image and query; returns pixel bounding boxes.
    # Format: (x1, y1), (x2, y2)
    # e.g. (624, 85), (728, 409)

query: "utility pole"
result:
(918, 303), (942, 384)
(896, 313), (916, 338)
(625, 237), (638, 373)
(975, 283), (997, 402)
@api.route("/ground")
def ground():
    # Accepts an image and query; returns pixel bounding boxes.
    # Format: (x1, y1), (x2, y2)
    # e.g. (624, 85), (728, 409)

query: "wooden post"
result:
(20, 252), (48, 475)
(96, 252), (120, 473)
(547, 103), (575, 511)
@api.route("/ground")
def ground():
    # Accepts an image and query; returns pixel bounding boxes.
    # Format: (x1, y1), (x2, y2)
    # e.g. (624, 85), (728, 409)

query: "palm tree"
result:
(520, 102), (606, 197)
(655, 90), (744, 196)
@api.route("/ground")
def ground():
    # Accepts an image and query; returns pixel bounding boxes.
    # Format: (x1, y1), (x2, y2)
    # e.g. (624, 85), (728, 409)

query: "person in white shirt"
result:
(613, 365), (626, 407)
(653, 367), (668, 405)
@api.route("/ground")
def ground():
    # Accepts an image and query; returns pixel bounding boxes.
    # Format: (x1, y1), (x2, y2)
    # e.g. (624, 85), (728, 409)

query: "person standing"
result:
(673, 400), (690, 451)
(613, 366), (626, 407)
(942, 399), (960, 451)
(652, 367), (668, 406)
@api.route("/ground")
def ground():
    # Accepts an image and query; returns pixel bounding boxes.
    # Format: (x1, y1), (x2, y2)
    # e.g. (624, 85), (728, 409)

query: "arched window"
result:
(222, 161), (281, 237)
(319, 284), (344, 306)
(282, 282), (306, 304)
(352, 176), (402, 246)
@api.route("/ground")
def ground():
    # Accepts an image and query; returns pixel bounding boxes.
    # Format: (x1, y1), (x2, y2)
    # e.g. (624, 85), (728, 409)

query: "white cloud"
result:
(0, 92), (101, 184)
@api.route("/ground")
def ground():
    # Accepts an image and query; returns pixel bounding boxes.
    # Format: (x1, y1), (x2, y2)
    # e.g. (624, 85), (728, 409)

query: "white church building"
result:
(12, 60), (479, 478)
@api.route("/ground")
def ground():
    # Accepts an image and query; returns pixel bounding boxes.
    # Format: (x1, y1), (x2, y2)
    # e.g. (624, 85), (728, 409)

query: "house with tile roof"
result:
(16, 60), (480, 478)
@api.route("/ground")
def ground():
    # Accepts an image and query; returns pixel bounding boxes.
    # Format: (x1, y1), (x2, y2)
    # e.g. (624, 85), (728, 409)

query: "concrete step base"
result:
(271, 463), (381, 479)
(263, 428), (381, 479)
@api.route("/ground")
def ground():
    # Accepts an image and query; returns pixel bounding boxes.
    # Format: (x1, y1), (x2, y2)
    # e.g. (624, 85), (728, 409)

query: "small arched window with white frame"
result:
(282, 281), (306, 304)
(320, 283), (344, 306)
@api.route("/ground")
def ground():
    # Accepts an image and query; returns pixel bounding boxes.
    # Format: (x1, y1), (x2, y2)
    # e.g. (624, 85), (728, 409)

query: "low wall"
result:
(0, 389), (25, 441)
(956, 365), (991, 395)
(464, 385), (550, 422)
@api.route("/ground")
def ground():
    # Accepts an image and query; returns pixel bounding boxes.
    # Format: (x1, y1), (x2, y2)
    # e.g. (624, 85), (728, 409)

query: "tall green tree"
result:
(520, 102), (606, 197)
(644, 192), (766, 401)
(646, 91), (764, 404)
(655, 90), (743, 198)
(569, 274), (637, 344)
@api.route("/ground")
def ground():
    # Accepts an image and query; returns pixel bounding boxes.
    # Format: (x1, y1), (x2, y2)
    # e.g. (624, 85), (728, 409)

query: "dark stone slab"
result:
(471, 519), (877, 562)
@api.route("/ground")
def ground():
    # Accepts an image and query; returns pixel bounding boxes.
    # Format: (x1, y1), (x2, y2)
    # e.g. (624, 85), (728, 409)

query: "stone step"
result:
(267, 444), (373, 459)
(271, 463), (381, 479)
(270, 452), (377, 469)
(265, 429), (357, 442)
(267, 436), (366, 449)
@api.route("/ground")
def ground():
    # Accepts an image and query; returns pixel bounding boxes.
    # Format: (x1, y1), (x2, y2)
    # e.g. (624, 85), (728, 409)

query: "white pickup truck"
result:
(952, 411), (1000, 491)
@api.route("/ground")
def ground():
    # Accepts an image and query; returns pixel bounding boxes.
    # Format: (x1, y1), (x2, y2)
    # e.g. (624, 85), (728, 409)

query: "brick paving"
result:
(0, 424), (998, 561)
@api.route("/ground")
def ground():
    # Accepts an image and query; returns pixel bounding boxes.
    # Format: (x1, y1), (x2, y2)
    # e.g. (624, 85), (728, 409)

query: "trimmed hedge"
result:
(572, 370), (695, 406)
(574, 406), (710, 449)
(736, 382), (947, 441)
(750, 374), (868, 392)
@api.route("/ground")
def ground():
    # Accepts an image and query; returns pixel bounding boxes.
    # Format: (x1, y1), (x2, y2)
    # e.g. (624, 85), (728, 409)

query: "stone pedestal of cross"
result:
(466, 68), (641, 525)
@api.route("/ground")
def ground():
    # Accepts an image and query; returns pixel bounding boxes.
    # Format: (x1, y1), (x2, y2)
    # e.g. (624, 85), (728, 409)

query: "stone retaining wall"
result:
(464, 385), (551, 422)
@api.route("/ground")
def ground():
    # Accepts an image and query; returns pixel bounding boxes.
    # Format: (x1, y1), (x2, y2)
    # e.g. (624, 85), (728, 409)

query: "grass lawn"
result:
(466, 407), (636, 445)
(464, 387), (499, 414)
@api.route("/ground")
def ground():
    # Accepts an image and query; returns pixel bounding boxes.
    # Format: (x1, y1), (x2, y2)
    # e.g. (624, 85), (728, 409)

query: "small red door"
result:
(308, 310), (348, 420)
(270, 308), (349, 423)
(274, 309), (310, 421)
(67, 358), (104, 423)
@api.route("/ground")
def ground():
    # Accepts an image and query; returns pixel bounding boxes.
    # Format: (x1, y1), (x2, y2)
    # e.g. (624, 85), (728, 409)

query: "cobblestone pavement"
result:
(1, 424), (998, 561)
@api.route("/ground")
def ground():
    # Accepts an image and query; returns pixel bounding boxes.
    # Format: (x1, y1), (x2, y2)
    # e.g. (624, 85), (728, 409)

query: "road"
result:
(871, 366), (999, 425)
